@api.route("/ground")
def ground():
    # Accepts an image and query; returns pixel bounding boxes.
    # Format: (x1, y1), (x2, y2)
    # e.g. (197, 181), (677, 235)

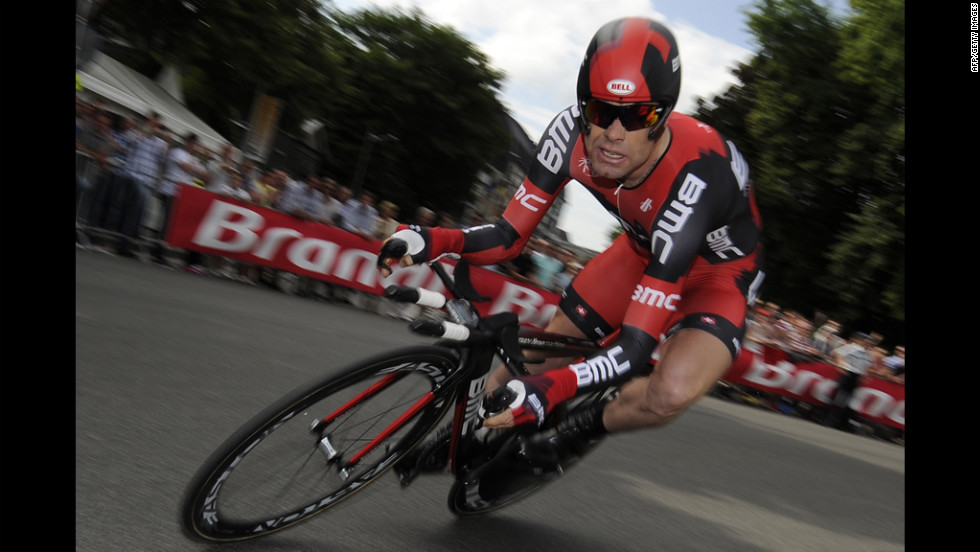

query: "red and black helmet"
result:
(576, 18), (681, 136)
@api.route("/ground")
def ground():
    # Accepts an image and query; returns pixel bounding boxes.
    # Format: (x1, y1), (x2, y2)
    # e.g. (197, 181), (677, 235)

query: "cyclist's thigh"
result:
(661, 253), (761, 359)
(559, 234), (647, 342)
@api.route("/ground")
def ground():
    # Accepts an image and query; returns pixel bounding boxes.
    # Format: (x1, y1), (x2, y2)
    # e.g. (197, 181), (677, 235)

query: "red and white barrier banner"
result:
(724, 345), (905, 429)
(168, 186), (562, 327)
(169, 188), (905, 429)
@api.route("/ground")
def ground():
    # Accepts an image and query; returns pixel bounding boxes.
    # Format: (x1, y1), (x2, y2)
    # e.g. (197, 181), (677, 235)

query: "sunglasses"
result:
(582, 100), (666, 131)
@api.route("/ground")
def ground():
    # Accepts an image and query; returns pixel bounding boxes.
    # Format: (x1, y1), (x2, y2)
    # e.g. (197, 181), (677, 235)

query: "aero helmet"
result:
(576, 18), (681, 138)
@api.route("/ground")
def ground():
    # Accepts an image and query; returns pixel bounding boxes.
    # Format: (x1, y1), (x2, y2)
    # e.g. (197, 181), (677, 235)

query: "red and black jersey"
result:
(437, 107), (760, 288)
(423, 107), (763, 381)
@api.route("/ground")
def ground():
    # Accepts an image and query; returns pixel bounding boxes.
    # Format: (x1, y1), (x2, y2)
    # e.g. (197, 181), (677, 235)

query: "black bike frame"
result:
(315, 259), (602, 478)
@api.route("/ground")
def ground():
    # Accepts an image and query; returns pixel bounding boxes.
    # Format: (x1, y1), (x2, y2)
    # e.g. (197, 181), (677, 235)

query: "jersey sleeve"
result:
(420, 176), (566, 266)
(418, 109), (579, 266)
(567, 324), (660, 392)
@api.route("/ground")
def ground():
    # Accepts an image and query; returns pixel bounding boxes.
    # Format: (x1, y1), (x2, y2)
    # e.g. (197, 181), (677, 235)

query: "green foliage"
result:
(92, 0), (511, 216)
(741, 0), (852, 312)
(95, 0), (344, 141)
(698, 0), (904, 340)
(817, 194), (905, 325)
(321, 8), (511, 214)
(821, 0), (905, 335)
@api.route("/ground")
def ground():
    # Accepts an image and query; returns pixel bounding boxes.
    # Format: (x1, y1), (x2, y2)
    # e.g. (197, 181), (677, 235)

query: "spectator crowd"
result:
(744, 303), (905, 387)
(740, 300), (905, 443)
(77, 98), (904, 444)
(75, 100), (590, 306)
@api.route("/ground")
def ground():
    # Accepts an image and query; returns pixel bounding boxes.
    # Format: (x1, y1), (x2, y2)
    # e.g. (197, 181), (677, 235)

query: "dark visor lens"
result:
(583, 100), (665, 131)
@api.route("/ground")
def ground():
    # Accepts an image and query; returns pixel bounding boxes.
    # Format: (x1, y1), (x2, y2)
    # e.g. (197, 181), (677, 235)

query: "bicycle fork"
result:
(448, 346), (498, 475)
(312, 353), (501, 482)
(309, 311), (524, 480)
(309, 368), (440, 479)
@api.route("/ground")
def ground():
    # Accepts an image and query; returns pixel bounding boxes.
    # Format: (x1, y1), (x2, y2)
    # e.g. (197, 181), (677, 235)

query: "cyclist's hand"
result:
(376, 228), (430, 277)
(482, 368), (578, 429)
(377, 238), (410, 278)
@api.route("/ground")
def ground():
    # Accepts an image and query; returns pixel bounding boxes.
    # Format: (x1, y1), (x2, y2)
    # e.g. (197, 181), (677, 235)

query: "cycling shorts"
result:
(558, 234), (763, 359)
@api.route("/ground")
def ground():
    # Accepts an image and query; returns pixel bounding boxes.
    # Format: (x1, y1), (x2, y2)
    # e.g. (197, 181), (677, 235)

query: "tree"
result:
(694, 60), (762, 170)
(91, 1), (513, 216)
(817, 0), (905, 335)
(93, 0), (342, 141)
(695, 0), (904, 340)
(319, 8), (511, 214)
(741, 0), (852, 313)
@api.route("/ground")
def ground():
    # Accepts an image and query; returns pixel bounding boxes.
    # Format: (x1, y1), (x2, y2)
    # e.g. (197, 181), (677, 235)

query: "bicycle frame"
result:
(314, 258), (602, 479)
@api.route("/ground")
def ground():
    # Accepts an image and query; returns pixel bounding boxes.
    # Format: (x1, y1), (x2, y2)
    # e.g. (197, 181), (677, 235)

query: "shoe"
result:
(393, 424), (451, 487)
(517, 405), (605, 470)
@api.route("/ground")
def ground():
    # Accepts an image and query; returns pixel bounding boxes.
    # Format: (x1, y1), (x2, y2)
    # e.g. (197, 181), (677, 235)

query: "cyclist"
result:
(378, 17), (764, 477)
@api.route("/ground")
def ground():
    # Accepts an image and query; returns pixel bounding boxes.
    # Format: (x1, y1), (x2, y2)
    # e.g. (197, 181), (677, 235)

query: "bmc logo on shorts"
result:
(631, 285), (680, 310)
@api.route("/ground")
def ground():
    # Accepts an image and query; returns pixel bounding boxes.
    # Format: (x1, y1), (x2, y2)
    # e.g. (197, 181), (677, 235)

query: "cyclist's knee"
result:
(640, 380), (697, 422)
(603, 377), (691, 430)
(646, 330), (731, 415)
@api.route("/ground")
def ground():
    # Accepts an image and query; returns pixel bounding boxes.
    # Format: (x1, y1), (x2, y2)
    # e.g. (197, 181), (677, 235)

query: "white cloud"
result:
(331, 0), (754, 251)
(670, 22), (753, 113)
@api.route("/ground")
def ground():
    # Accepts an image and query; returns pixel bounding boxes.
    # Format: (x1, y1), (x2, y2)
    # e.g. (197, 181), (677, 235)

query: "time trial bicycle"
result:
(180, 248), (624, 543)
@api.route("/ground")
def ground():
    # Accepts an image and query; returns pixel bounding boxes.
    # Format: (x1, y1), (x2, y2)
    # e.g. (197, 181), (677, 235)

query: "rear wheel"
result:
(180, 346), (458, 542)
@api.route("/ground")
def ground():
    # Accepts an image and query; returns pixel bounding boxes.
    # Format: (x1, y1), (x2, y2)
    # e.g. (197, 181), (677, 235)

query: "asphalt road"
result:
(76, 248), (905, 551)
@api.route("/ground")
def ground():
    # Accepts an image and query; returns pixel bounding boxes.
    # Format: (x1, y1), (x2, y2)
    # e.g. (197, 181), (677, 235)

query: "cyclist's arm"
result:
(378, 109), (578, 275)
(379, 177), (569, 271)
(463, 177), (568, 264)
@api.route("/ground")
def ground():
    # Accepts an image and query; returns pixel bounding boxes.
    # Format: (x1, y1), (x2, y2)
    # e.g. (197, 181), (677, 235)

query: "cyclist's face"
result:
(584, 118), (660, 186)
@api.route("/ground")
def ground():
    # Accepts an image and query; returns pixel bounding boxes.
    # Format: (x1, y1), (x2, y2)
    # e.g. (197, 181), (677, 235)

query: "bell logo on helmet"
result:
(607, 79), (636, 96)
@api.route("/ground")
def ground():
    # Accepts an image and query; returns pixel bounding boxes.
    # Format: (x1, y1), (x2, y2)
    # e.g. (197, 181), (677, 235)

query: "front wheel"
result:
(180, 346), (459, 543)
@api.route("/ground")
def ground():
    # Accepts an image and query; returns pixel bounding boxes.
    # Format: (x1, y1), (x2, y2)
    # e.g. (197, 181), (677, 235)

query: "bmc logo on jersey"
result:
(606, 79), (636, 96)
(537, 109), (577, 175)
(514, 184), (547, 212)
(651, 173), (707, 264)
(570, 345), (631, 387)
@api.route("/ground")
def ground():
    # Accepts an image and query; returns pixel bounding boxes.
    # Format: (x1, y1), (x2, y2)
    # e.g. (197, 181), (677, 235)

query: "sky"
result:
(329, 0), (851, 251)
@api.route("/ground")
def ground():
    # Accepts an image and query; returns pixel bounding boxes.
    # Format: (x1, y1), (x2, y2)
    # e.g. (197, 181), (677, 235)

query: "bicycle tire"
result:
(447, 386), (617, 515)
(180, 345), (459, 543)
